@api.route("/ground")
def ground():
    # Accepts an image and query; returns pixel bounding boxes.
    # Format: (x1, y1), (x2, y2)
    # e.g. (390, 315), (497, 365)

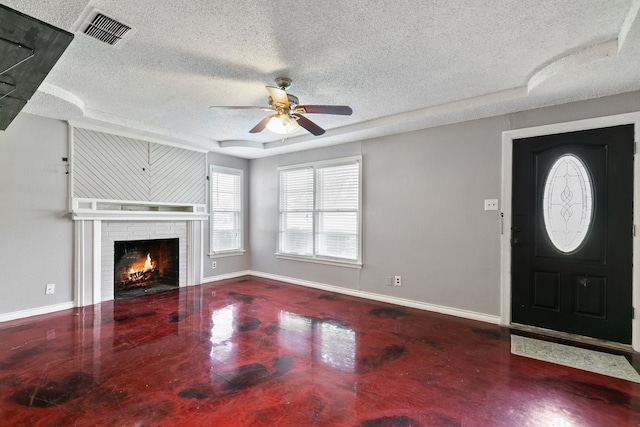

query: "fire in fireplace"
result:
(114, 238), (179, 299)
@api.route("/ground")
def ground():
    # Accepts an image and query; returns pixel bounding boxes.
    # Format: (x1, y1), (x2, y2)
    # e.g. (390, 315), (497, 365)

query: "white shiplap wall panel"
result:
(74, 128), (150, 201)
(150, 144), (205, 204)
(73, 128), (206, 205)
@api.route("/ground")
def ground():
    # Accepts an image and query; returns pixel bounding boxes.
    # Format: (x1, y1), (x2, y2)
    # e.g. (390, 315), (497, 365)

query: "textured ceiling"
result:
(2, 0), (639, 158)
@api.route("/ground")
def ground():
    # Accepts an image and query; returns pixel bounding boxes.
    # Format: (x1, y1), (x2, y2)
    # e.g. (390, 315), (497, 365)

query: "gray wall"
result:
(250, 117), (506, 316)
(249, 91), (640, 317)
(1, 91), (639, 318)
(0, 114), (73, 314)
(508, 91), (640, 129)
(250, 142), (365, 289)
(202, 152), (251, 278)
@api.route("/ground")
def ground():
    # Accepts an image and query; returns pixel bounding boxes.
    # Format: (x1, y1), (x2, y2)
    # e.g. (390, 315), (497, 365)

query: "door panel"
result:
(511, 125), (634, 344)
(531, 271), (560, 311)
(573, 274), (606, 318)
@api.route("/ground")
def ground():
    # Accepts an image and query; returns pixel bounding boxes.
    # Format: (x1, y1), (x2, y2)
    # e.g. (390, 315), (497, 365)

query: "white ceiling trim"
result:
(527, 40), (618, 93)
(39, 82), (85, 113)
(619, 0), (640, 51)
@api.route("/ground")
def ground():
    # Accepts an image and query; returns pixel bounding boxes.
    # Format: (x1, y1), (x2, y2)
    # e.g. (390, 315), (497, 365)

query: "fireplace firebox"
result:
(114, 238), (179, 299)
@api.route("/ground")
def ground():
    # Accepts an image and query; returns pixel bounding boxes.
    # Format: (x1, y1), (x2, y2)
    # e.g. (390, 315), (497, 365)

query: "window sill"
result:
(275, 253), (362, 269)
(209, 250), (246, 258)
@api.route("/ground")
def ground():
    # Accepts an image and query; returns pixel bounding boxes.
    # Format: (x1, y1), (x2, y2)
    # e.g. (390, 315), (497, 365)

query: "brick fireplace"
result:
(100, 221), (187, 301)
(73, 217), (205, 305)
(69, 126), (208, 306)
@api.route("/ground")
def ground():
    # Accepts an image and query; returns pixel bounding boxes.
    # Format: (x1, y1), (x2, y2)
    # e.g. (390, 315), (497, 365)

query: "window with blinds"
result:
(278, 156), (361, 265)
(210, 166), (243, 255)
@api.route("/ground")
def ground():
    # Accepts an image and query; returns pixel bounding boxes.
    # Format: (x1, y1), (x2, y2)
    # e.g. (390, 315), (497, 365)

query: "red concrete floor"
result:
(0, 276), (639, 426)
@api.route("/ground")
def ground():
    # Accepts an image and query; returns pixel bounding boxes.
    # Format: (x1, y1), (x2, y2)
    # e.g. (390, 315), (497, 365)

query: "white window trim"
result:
(209, 165), (244, 257)
(276, 155), (363, 267)
(275, 253), (362, 268)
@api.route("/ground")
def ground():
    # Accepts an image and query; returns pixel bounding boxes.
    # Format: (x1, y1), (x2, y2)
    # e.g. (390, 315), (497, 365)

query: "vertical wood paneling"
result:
(74, 128), (149, 201)
(149, 144), (206, 204)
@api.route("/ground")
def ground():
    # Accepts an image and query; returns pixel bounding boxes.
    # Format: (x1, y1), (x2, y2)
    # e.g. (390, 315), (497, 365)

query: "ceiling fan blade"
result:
(296, 105), (352, 115)
(249, 115), (274, 133)
(266, 86), (289, 108)
(293, 114), (325, 136)
(209, 105), (273, 111)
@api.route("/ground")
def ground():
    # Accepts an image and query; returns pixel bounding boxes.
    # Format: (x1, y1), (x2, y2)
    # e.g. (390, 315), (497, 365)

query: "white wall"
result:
(0, 114), (73, 314)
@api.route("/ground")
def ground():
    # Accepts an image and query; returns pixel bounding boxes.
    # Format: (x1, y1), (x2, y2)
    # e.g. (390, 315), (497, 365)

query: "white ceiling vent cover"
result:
(71, 6), (137, 48)
(83, 13), (131, 45)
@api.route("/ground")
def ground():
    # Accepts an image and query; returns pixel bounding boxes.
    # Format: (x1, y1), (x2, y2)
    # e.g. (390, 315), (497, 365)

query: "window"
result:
(278, 156), (361, 266)
(210, 166), (243, 255)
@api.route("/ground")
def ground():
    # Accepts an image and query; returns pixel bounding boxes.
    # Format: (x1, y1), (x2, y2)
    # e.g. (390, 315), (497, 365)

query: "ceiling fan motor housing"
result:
(274, 76), (292, 90)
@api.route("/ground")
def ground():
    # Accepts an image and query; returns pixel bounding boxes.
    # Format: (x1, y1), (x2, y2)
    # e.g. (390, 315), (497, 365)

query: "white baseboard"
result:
(0, 274), (500, 326)
(0, 301), (75, 323)
(249, 271), (501, 325)
(201, 270), (253, 284)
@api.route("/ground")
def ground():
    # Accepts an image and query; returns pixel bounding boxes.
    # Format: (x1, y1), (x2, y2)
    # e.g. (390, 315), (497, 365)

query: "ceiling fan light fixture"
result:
(210, 78), (352, 138)
(266, 113), (301, 135)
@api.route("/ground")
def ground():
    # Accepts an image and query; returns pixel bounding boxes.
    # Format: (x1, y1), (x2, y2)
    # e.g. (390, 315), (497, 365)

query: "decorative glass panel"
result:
(542, 154), (593, 253)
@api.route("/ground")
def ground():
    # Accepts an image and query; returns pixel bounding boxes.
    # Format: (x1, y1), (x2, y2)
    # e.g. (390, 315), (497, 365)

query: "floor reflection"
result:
(278, 311), (356, 372)
(318, 320), (356, 371)
(524, 397), (582, 426)
(209, 304), (237, 364)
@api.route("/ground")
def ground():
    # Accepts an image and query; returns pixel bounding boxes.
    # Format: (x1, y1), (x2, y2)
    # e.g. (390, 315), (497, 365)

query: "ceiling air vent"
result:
(83, 13), (131, 46)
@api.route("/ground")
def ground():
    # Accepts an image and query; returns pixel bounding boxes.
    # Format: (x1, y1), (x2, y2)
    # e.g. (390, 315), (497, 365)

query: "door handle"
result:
(511, 226), (522, 232)
(511, 237), (522, 247)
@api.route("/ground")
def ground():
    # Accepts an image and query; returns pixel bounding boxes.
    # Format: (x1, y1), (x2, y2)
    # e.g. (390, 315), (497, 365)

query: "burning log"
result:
(116, 253), (159, 290)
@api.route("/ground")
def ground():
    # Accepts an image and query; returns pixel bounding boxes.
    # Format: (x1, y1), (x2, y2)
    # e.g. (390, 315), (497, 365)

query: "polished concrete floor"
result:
(0, 276), (638, 426)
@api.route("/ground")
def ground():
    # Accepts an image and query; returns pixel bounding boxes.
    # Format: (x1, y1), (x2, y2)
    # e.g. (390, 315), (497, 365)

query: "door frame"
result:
(500, 111), (640, 350)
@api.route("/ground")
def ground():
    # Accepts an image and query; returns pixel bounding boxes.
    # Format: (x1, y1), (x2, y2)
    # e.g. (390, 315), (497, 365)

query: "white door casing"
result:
(500, 111), (640, 350)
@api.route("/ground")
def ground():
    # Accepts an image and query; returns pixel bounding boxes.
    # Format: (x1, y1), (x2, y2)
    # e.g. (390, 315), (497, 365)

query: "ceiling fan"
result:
(209, 77), (352, 136)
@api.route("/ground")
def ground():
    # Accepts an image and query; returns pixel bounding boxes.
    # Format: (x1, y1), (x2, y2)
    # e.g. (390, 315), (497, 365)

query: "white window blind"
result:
(278, 157), (361, 264)
(316, 163), (359, 260)
(279, 167), (314, 256)
(210, 166), (242, 254)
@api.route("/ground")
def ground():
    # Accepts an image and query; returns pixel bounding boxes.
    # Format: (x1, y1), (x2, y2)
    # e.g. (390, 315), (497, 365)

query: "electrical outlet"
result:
(211, 261), (217, 269)
(45, 283), (55, 294)
(484, 199), (499, 211)
(394, 276), (402, 286)
(386, 276), (393, 286)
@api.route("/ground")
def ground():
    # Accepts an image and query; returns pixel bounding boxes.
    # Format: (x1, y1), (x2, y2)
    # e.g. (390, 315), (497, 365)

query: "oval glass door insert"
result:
(542, 154), (594, 253)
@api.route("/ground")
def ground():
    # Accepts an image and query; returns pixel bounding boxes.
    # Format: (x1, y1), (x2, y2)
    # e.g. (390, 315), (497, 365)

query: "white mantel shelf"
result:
(71, 198), (208, 221)
(72, 211), (209, 221)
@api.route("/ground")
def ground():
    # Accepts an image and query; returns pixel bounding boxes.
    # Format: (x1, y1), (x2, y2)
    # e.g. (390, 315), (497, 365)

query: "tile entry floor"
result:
(0, 276), (639, 426)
